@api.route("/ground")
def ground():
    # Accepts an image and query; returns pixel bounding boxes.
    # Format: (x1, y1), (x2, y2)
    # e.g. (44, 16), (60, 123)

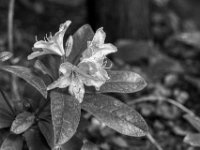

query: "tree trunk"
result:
(88, 0), (151, 41)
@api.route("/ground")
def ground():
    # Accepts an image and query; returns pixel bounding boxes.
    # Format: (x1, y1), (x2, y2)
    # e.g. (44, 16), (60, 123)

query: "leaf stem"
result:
(8, 0), (15, 54)
(128, 96), (195, 116)
(147, 133), (163, 150)
(8, 0), (21, 103)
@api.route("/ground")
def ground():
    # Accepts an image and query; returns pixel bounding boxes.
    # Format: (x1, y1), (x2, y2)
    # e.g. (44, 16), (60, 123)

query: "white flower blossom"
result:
(47, 28), (117, 103)
(28, 20), (71, 60)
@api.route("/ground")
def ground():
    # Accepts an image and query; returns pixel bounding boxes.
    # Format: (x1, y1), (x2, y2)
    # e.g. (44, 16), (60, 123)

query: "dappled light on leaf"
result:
(68, 24), (94, 64)
(82, 94), (149, 137)
(10, 111), (35, 134)
(0, 51), (13, 62)
(50, 90), (81, 147)
(98, 70), (147, 93)
(0, 65), (47, 98)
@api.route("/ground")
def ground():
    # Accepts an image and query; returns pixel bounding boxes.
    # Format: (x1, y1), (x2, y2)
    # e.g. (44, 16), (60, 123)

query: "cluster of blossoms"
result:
(28, 20), (117, 103)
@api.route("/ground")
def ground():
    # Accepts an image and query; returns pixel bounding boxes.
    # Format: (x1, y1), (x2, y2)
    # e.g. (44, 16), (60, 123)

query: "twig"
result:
(8, 0), (21, 103)
(128, 96), (195, 116)
(147, 133), (163, 150)
(8, 0), (15, 54)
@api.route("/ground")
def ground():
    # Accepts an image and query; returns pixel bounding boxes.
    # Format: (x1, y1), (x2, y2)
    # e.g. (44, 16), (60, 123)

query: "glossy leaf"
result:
(23, 128), (50, 150)
(61, 136), (83, 150)
(68, 24), (94, 64)
(38, 98), (53, 148)
(0, 90), (14, 116)
(82, 94), (148, 137)
(34, 60), (54, 80)
(0, 65), (47, 98)
(0, 134), (23, 150)
(0, 109), (14, 129)
(0, 90), (14, 128)
(98, 70), (147, 93)
(0, 51), (13, 62)
(50, 90), (81, 147)
(38, 119), (54, 148)
(184, 114), (200, 132)
(184, 133), (200, 147)
(11, 111), (35, 134)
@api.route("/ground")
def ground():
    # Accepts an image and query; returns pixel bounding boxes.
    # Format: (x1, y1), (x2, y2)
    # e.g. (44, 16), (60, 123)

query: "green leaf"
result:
(0, 129), (9, 146)
(0, 108), (14, 129)
(173, 32), (200, 49)
(38, 119), (54, 148)
(0, 109), (14, 129)
(61, 136), (83, 150)
(0, 134), (23, 150)
(99, 70), (147, 93)
(34, 60), (55, 80)
(82, 94), (148, 137)
(0, 65), (47, 98)
(38, 100), (52, 148)
(184, 133), (200, 147)
(184, 114), (200, 132)
(0, 90), (14, 116)
(0, 51), (13, 62)
(10, 111), (35, 134)
(0, 90), (15, 129)
(50, 90), (81, 147)
(23, 127), (50, 150)
(68, 24), (94, 64)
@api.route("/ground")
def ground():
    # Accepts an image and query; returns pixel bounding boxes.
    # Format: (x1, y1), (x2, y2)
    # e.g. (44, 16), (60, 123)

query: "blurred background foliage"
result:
(1, 0), (200, 149)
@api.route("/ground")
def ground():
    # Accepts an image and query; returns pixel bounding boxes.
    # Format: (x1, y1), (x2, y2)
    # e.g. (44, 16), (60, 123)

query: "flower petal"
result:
(59, 62), (75, 75)
(28, 20), (71, 60)
(28, 48), (56, 60)
(69, 74), (85, 103)
(96, 43), (117, 56)
(78, 61), (108, 90)
(47, 75), (71, 90)
(53, 20), (71, 55)
(91, 27), (106, 46)
(81, 76), (105, 90)
(78, 61), (98, 75)
(65, 36), (73, 57)
(28, 46), (61, 60)
(80, 47), (93, 61)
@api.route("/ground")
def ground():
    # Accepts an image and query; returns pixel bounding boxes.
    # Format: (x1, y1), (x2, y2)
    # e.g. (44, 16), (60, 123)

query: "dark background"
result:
(1, 0), (200, 149)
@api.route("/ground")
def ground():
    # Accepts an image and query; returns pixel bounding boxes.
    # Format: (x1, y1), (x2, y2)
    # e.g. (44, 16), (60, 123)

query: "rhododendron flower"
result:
(47, 28), (117, 103)
(28, 20), (71, 60)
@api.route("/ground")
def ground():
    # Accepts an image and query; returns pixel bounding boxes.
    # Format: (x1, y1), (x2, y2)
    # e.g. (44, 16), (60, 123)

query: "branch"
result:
(128, 95), (195, 116)
(8, 0), (22, 110)
(147, 133), (163, 150)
